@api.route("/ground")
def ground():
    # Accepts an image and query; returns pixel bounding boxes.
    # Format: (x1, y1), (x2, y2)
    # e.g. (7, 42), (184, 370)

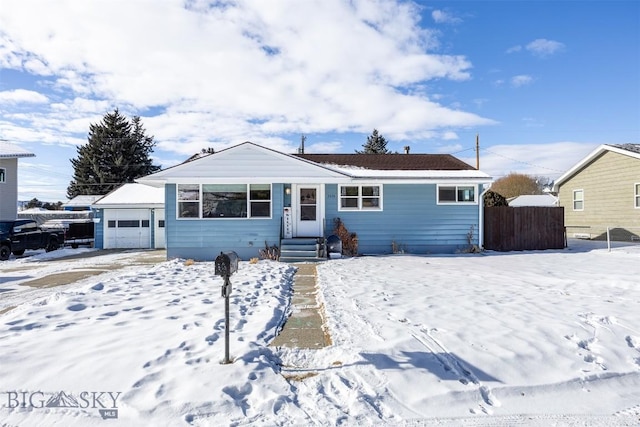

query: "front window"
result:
(437, 185), (476, 204)
(573, 189), (584, 211)
(178, 184), (200, 218)
(635, 184), (640, 208)
(339, 185), (382, 211)
(178, 184), (271, 219)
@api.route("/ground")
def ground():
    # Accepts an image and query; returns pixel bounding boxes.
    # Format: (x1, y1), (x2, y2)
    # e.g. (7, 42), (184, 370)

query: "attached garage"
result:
(93, 184), (165, 249)
(104, 209), (151, 248)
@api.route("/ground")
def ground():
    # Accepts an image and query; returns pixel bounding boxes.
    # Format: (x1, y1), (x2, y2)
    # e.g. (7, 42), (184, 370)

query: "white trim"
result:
(338, 184), (383, 211)
(572, 189), (584, 211)
(635, 183), (640, 209)
(436, 184), (478, 205)
(175, 183), (273, 220)
(555, 144), (640, 190)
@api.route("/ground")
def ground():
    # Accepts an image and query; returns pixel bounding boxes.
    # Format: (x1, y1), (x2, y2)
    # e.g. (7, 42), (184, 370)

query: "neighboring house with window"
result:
(93, 183), (165, 249)
(554, 143), (640, 241)
(0, 142), (35, 221)
(137, 142), (491, 261)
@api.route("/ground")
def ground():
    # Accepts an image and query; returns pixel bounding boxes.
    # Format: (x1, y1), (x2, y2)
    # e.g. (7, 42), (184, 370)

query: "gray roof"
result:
(609, 143), (640, 155)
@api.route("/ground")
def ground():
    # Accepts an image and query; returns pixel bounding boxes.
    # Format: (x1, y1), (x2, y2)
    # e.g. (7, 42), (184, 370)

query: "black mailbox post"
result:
(215, 251), (239, 364)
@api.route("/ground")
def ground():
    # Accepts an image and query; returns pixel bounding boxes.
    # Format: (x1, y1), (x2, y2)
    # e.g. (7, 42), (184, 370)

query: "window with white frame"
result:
(178, 184), (200, 218)
(338, 185), (382, 211)
(573, 189), (584, 211)
(0, 167), (5, 183)
(178, 184), (271, 219)
(437, 185), (476, 204)
(635, 183), (640, 208)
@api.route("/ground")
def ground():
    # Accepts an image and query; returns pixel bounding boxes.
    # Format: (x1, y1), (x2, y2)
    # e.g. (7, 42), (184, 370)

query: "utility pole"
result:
(476, 133), (480, 170)
(298, 134), (306, 154)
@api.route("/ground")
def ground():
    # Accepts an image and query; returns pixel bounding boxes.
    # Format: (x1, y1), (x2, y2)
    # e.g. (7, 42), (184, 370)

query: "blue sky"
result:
(0, 0), (638, 202)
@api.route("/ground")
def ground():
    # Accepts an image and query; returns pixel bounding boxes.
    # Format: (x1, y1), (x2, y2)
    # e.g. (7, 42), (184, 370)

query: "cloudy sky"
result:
(1, 0), (638, 201)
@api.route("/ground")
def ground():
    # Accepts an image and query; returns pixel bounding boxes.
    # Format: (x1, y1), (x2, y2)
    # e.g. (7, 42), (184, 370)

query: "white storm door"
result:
(295, 185), (322, 237)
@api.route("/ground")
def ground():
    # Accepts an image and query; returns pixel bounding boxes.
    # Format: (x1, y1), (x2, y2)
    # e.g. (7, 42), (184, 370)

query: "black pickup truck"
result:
(0, 219), (65, 261)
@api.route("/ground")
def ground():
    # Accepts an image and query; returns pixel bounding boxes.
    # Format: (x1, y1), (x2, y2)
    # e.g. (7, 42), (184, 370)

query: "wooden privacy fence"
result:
(484, 206), (565, 251)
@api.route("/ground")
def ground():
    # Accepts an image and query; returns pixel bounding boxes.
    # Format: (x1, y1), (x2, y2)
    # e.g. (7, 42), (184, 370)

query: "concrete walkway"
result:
(270, 263), (332, 349)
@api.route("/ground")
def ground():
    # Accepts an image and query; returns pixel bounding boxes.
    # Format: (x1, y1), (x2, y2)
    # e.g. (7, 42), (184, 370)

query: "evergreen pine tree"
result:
(67, 109), (160, 198)
(356, 129), (391, 154)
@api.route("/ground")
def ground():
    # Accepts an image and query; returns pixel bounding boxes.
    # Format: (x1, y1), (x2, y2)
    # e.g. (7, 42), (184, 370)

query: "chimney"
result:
(404, 146), (410, 154)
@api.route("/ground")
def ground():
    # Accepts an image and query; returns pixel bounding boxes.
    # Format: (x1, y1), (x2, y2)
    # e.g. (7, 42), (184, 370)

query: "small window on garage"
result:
(118, 220), (140, 227)
(108, 220), (116, 228)
(158, 220), (165, 228)
(141, 220), (150, 227)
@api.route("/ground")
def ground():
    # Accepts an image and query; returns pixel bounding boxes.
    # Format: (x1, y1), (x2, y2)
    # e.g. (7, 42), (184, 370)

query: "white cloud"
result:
(506, 45), (522, 54)
(432, 9), (462, 25)
(0, 89), (48, 103)
(511, 75), (534, 87)
(526, 38), (565, 57)
(0, 0), (493, 157)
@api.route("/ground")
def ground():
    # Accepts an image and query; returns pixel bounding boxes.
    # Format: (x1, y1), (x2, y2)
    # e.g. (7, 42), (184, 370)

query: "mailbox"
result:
(215, 251), (239, 277)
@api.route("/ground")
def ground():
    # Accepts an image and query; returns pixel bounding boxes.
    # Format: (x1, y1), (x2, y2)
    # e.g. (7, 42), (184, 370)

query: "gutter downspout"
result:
(478, 183), (491, 249)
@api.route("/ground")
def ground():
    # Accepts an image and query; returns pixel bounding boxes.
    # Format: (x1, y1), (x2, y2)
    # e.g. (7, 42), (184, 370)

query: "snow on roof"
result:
(93, 183), (164, 207)
(0, 141), (35, 158)
(331, 165), (491, 180)
(64, 195), (103, 207)
(508, 194), (558, 207)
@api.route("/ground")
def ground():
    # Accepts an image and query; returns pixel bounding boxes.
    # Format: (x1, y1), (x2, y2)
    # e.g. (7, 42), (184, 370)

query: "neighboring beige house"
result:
(0, 142), (35, 221)
(554, 144), (640, 241)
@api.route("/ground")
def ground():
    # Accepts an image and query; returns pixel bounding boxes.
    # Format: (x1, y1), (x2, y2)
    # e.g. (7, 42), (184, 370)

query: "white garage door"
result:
(104, 209), (151, 249)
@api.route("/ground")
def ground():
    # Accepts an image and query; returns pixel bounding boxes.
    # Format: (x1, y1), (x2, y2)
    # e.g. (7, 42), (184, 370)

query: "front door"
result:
(295, 185), (322, 237)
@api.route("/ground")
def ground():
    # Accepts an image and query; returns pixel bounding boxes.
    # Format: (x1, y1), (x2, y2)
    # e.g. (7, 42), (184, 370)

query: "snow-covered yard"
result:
(0, 240), (639, 426)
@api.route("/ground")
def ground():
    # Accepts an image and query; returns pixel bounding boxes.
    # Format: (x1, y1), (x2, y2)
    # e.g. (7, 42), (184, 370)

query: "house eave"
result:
(554, 144), (640, 191)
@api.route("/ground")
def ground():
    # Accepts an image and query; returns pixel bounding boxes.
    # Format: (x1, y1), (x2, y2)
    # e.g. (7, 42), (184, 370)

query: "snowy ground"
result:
(0, 240), (639, 426)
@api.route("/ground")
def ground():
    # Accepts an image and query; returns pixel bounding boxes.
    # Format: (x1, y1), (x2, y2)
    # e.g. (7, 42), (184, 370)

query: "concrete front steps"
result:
(279, 238), (326, 263)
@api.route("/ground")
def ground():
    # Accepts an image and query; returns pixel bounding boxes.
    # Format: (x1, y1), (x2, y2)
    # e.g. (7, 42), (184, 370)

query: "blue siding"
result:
(94, 209), (105, 249)
(165, 184), (284, 261)
(323, 184), (480, 254)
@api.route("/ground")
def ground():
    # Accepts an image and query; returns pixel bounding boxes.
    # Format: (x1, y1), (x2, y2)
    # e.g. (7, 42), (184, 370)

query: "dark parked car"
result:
(0, 219), (65, 260)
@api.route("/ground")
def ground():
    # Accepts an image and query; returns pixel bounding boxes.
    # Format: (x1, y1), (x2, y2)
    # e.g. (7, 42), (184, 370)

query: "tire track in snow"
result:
(409, 324), (501, 412)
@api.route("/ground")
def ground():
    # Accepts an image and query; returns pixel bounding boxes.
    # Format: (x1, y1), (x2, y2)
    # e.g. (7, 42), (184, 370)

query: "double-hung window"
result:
(177, 184), (200, 218)
(635, 184), (640, 208)
(338, 185), (382, 211)
(178, 184), (271, 219)
(573, 189), (584, 211)
(437, 185), (476, 204)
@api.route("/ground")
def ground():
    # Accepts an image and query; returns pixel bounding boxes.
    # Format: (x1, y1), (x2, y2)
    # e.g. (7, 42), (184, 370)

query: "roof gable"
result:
(555, 144), (640, 188)
(137, 142), (350, 186)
